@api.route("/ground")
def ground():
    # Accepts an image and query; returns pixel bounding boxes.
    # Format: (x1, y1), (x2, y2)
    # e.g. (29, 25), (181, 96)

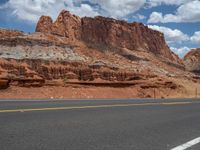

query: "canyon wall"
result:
(36, 10), (181, 64)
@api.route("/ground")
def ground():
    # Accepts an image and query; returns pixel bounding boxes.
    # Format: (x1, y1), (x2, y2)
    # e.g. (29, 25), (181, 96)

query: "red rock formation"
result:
(184, 48), (200, 72)
(82, 17), (170, 58)
(0, 59), (152, 82)
(36, 10), (81, 41)
(0, 29), (24, 38)
(36, 10), (181, 63)
(36, 16), (53, 33)
(51, 10), (81, 40)
(0, 10), (189, 89)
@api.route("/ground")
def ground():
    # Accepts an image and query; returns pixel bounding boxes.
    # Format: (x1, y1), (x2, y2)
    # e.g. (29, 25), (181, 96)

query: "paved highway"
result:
(0, 99), (200, 150)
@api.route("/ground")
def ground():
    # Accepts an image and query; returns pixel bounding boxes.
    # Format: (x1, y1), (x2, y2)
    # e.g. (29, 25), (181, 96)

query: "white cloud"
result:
(148, 0), (200, 23)
(89, 0), (146, 18)
(191, 31), (200, 43)
(0, 0), (100, 22)
(171, 47), (191, 58)
(148, 25), (189, 43)
(147, 12), (164, 23)
(132, 14), (146, 21)
(1, 0), (146, 22)
(147, 0), (191, 7)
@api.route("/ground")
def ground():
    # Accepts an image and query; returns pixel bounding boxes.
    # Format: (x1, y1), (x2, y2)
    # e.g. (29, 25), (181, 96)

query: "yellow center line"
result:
(0, 101), (199, 113)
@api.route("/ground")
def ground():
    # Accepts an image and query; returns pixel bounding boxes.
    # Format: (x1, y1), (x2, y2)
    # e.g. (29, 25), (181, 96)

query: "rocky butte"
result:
(36, 10), (181, 64)
(0, 10), (199, 98)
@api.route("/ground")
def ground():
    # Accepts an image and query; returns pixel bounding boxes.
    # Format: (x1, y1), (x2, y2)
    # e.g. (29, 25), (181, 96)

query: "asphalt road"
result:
(0, 98), (200, 150)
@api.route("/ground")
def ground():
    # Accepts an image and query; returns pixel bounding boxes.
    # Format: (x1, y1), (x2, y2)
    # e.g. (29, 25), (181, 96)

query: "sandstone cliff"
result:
(36, 10), (82, 41)
(1, 10), (197, 95)
(184, 48), (200, 73)
(36, 10), (181, 64)
(36, 16), (53, 33)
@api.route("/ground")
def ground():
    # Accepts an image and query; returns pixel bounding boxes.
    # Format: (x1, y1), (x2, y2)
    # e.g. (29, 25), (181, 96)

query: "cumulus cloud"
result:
(191, 31), (200, 43)
(0, 0), (100, 22)
(0, 0), (146, 22)
(148, 25), (189, 43)
(147, 12), (164, 23)
(131, 14), (146, 21)
(148, 0), (200, 23)
(89, 0), (146, 18)
(147, 0), (191, 7)
(171, 47), (191, 58)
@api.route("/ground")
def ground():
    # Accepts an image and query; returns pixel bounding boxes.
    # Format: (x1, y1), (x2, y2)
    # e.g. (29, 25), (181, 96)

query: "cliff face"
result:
(36, 16), (53, 33)
(0, 58), (152, 83)
(36, 10), (82, 41)
(36, 10), (181, 63)
(1, 10), (192, 90)
(184, 48), (200, 73)
(82, 17), (173, 59)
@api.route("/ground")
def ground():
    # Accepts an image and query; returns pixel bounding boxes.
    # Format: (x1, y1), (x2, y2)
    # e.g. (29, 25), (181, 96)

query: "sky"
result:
(0, 0), (200, 57)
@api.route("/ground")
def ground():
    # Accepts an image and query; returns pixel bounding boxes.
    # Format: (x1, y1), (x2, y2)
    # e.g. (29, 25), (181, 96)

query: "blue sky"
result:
(0, 0), (200, 57)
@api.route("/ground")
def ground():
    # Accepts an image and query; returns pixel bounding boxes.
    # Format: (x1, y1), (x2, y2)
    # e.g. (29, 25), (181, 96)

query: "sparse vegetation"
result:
(63, 75), (68, 84)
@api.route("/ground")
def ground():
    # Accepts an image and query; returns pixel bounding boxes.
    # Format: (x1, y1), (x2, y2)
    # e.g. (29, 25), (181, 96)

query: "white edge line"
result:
(171, 137), (200, 150)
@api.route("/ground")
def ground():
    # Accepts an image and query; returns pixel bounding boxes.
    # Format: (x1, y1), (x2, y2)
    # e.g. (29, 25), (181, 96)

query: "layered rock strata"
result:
(36, 10), (181, 64)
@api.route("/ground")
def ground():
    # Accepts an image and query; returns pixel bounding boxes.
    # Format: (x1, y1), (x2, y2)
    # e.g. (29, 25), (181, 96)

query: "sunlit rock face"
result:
(36, 10), (182, 64)
(0, 9), (190, 89)
(184, 48), (200, 73)
(36, 10), (82, 41)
